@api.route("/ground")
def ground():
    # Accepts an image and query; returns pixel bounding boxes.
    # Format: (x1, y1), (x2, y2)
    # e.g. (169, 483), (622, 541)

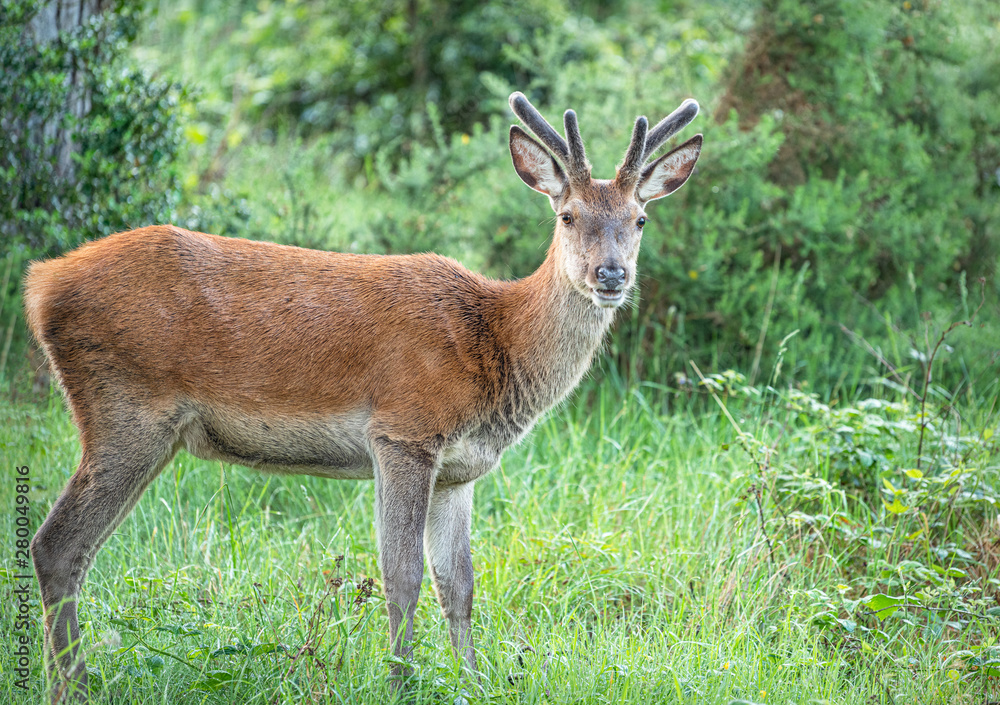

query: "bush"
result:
(144, 0), (617, 166)
(0, 0), (185, 256)
(649, 0), (1000, 388)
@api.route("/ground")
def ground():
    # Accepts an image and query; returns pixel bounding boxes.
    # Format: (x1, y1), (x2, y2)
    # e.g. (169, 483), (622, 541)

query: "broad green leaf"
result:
(250, 643), (285, 657)
(837, 618), (857, 632)
(863, 593), (904, 621)
(904, 468), (923, 479)
(932, 564), (966, 578)
(883, 497), (910, 514)
(975, 660), (1000, 678)
(192, 670), (235, 692)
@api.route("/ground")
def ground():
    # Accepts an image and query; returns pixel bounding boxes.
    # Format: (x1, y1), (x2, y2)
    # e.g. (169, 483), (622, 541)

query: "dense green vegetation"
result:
(1, 0), (999, 702)
(0, 0), (184, 259)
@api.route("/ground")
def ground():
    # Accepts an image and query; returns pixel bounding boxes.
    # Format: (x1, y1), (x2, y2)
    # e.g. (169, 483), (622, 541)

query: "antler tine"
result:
(563, 109), (591, 183)
(641, 98), (700, 163)
(616, 115), (648, 189)
(509, 92), (570, 162)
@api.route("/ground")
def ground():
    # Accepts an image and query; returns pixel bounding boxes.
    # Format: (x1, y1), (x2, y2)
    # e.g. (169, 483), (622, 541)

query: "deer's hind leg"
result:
(31, 405), (182, 703)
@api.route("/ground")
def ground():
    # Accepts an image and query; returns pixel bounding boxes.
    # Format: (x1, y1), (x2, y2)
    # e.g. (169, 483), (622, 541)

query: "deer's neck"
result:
(498, 250), (615, 418)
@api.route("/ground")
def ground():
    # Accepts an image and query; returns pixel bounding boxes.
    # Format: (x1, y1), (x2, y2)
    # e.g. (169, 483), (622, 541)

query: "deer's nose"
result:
(595, 265), (626, 289)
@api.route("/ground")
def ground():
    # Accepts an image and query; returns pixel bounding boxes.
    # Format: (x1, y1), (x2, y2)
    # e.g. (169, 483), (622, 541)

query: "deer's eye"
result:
(560, 213), (573, 225)
(637, 217), (647, 228)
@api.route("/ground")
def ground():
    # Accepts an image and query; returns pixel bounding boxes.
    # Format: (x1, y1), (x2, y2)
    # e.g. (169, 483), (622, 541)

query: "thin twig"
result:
(916, 279), (986, 469)
(750, 245), (781, 387)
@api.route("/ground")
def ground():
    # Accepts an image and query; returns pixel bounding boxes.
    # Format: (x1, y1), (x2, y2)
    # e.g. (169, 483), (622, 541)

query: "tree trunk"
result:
(26, 0), (110, 181)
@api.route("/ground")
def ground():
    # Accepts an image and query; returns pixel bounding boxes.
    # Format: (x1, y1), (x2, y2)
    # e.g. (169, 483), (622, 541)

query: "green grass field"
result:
(3, 370), (998, 704)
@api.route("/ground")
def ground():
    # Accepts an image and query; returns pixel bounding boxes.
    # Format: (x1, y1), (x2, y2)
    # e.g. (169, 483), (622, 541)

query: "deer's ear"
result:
(510, 126), (568, 206)
(636, 134), (702, 203)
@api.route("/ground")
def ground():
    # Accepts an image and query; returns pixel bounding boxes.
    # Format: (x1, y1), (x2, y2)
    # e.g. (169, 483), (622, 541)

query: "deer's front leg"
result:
(371, 435), (439, 678)
(425, 481), (477, 672)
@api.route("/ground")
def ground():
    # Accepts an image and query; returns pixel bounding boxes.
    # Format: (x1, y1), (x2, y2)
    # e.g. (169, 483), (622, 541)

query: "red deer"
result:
(25, 92), (701, 701)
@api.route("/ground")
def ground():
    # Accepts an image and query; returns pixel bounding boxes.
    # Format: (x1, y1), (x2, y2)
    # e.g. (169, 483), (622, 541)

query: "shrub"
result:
(655, 0), (1000, 387)
(1, 0), (185, 256)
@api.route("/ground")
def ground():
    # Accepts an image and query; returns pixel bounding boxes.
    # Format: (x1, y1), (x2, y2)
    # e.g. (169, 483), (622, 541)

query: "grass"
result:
(2, 368), (998, 704)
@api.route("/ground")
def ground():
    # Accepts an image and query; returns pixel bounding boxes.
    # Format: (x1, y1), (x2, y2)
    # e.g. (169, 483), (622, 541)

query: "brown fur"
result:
(26, 93), (702, 702)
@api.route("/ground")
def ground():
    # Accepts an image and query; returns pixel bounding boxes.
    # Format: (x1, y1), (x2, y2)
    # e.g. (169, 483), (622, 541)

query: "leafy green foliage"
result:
(689, 0), (1000, 386)
(146, 0), (600, 160)
(690, 358), (1000, 696)
(0, 0), (185, 257)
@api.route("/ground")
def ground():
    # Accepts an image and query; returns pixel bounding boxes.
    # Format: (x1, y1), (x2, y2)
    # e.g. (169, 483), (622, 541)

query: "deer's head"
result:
(509, 92), (702, 309)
